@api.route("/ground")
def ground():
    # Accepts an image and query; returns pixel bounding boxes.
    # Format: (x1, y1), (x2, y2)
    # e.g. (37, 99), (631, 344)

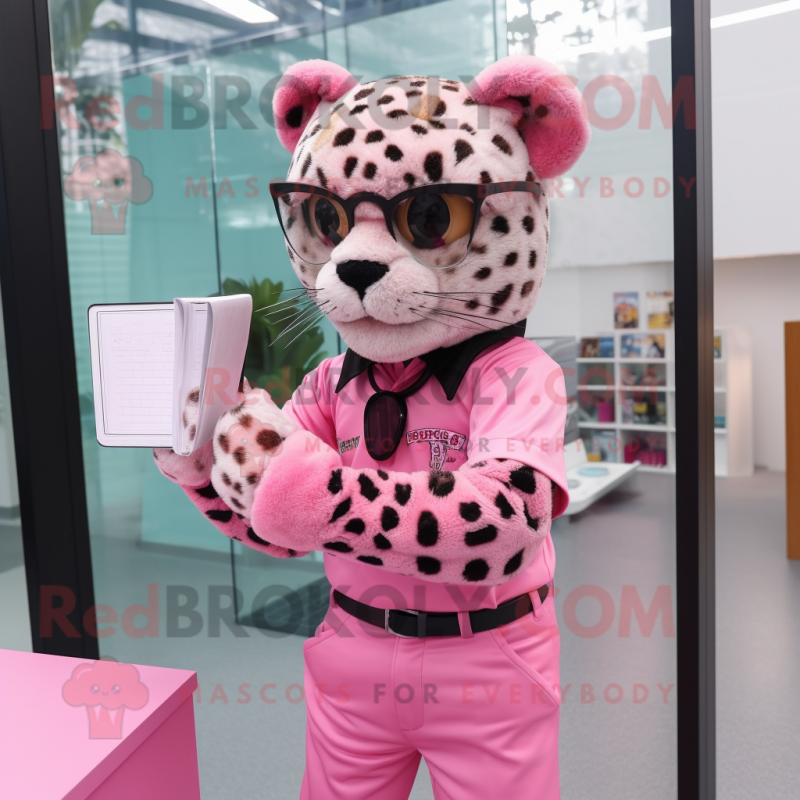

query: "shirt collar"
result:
(334, 320), (527, 400)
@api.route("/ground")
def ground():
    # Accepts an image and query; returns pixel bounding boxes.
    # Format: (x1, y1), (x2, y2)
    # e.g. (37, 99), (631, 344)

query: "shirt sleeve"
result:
(466, 339), (570, 517)
(281, 358), (340, 451)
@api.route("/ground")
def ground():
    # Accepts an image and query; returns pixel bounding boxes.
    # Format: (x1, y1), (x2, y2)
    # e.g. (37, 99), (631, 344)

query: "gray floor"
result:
(0, 470), (797, 798)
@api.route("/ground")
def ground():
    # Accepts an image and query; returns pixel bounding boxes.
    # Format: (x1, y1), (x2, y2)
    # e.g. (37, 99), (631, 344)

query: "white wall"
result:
(714, 253), (800, 471)
(711, 6), (800, 258)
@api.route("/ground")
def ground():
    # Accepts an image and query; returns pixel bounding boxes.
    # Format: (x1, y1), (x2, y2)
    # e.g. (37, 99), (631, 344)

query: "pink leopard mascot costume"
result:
(155, 56), (589, 799)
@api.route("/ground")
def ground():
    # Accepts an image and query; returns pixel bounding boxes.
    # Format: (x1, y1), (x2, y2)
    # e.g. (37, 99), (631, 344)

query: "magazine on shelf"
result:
(88, 294), (252, 452)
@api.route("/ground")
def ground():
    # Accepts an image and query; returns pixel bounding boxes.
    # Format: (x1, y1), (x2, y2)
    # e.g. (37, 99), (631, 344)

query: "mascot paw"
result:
(153, 387), (212, 487)
(210, 386), (297, 518)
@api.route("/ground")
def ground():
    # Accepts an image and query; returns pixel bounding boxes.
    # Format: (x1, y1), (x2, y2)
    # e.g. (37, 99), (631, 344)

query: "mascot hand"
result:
(209, 384), (298, 519)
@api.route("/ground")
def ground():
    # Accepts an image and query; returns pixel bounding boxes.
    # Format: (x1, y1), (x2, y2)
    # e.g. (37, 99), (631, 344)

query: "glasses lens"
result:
(394, 191), (474, 269)
(277, 191), (350, 265)
(365, 393), (405, 460)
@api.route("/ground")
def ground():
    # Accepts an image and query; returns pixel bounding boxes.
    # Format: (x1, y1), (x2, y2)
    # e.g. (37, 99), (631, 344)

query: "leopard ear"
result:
(273, 60), (359, 152)
(469, 56), (590, 179)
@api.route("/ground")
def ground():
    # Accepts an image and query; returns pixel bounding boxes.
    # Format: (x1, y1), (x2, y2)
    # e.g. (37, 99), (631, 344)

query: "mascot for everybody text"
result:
(155, 55), (589, 799)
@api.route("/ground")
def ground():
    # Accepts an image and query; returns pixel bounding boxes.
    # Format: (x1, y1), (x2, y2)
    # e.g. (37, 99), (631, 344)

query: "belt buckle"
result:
(385, 608), (421, 638)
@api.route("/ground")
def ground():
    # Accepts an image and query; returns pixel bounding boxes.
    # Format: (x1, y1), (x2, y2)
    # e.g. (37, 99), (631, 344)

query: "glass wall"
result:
(46, 1), (505, 797)
(0, 288), (28, 652)
(512, 1), (678, 797)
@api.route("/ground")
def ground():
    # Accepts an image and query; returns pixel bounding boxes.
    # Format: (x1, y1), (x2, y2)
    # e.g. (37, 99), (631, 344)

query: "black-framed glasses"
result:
(270, 180), (542, 270)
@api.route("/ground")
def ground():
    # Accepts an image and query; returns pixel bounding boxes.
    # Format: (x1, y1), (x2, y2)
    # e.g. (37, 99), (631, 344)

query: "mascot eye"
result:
(394, 193), (473, 250)
(306, 196), (350, 246)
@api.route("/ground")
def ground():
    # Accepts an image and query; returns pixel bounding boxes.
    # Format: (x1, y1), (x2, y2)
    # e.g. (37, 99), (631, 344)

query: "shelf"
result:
(578, 384), (674, 391)
(577, 357), (671, 363)
(638, 465), (675, 474)
(714, 387), (726, 393)
(579, 422), (675, 432)
(714, 427), (727, 434)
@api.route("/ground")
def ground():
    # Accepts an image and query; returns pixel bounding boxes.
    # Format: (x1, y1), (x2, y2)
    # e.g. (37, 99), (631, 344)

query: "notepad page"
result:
(97, 307), (174, 437)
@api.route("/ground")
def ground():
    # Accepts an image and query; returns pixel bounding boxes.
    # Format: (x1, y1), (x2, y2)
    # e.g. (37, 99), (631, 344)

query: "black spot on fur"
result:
(365, 129), (385, 143)
(350, 104), (368, 115)
(377, 94), (394, 106)
(358, 474), (380, 501)
(491, 216), (509, 234)
(463, 559), (489, 582)
(238, 413), (253, 429)
(206, 508), (233, 523)
(523, 505), (540, 530)
(285, 105), (303, 128)
(195, 483), (218, 500)
(363, 162), (378, 179)
(373, 533), (392, 550)
(316, 166), (328, 188)
(510, 94), (531, 108)
(406, 89), (423, 98)
(381, 506), (400, 531)
(221, 472), (231, 486)
(354, 87), (375, 101)
(417, 511), (439, 546)
(385, 144), (403, 161)
(230, 496), (244, 510)
(417, 556), (441, 575)
(523, 215), (534, 233)
(377, 470), (389, 480)
(510, 465), (536, 493)
(475, 267), (492, 280)
(333, 128), (356, 147)
(395, 484), (412, 505)
(521, 281), (534, 297)
(495, 492), (515, 519)
(529, 250), (538, 269)
(433, 99), (446, 117)
(324, 541), (353, 553)
(454, 139), (474, 164)
(328, 469), (343, 494)
(424, 152), (443, 182)
(188, 388), (200, 404)
(428, 120), (446, 130)
(428, 470), (455, 497)
(411, 124), (428, 135)
(357, 555), (383, 566)
(246, 474), (259, 486)
(504, 252), (518, 266)
(504, 549), (525, 575)
(490, 284), (513, 309)
(463, 97), (477, 106)
(465, 525), (497, 546)
(387, 109), (408, 119)
(471, 244), (487, 254)
(232, 482), (242, 493)
(442, 84), (459, 92)
(246, 527), (270, 546)
(535, 104), (548, 118)
(330, 498), (352, 522)
(410, 79), (426, 87)
(526, 170), (535, 182)
(300, 153), (312, 178)
(492, 134), (513, 155)
(232, 448), (247, 466)
(344, 156), (358, 178)
(256, 429), (281, 450)
(479, 170), (492, 184)
(471, 461), (487, 468)
(459, 502), (481, 522)
(344, 518), (365, 534)
(460, 123), (476, 135)
(404, 173), (415, 187)
(466, 299), (479, 310)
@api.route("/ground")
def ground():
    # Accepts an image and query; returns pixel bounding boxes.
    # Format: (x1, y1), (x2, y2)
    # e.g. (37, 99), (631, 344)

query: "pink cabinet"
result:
(0, 649), (200, 800)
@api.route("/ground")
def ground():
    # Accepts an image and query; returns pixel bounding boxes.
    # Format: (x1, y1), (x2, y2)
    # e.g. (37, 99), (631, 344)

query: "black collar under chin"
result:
(334, 320), (527, 401)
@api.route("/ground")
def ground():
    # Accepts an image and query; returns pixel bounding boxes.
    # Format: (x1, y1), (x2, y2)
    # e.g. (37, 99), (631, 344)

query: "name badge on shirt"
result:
(406, 428), (467, 470)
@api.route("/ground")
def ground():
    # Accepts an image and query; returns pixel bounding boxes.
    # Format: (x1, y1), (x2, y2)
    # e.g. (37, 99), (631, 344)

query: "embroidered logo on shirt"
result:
(338, 436), (360, 454)
(406, 428), (467, 470)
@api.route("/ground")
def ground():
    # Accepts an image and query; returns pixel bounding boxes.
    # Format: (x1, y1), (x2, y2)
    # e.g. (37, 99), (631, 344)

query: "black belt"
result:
(332, 585), (549, 638)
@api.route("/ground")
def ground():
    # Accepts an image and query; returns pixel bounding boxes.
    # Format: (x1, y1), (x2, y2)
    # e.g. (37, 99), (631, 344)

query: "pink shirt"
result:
(284, 337), (568, 612)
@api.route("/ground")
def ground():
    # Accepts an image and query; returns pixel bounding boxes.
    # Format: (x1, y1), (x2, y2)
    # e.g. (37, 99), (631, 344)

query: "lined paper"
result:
(98, 308), (174, 436)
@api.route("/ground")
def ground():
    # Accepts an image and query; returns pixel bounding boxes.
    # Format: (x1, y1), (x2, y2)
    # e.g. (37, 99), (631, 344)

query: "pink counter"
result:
(0, 649), (200, 800)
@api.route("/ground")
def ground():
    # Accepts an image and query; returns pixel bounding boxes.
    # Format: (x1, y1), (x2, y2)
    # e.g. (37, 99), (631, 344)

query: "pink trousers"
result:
(300, 588), (561, 800)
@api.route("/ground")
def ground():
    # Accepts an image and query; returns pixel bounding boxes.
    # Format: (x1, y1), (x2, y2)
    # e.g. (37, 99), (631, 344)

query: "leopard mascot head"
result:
(271, 57), (590, 363)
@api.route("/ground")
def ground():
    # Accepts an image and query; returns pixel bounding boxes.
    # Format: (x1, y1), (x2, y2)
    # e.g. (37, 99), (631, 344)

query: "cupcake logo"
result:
(64, 150), (153, 235)
(62, 659), (149, 739)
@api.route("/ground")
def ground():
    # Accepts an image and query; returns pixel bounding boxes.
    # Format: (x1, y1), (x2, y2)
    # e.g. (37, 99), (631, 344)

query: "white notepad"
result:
(88, 295), (252, 452)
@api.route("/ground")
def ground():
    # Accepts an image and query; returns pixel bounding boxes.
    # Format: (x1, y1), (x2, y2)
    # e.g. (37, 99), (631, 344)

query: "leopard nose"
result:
(336, 260), (389, 300)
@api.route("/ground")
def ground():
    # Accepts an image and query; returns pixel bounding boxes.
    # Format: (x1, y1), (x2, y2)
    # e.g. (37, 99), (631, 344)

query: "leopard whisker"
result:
(422, 307), (498, 331)
(420, 304), (511, 329)
(409, 309), (470, 330)
(282, 311), (327, 348)
(272, 304), (326, 343)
